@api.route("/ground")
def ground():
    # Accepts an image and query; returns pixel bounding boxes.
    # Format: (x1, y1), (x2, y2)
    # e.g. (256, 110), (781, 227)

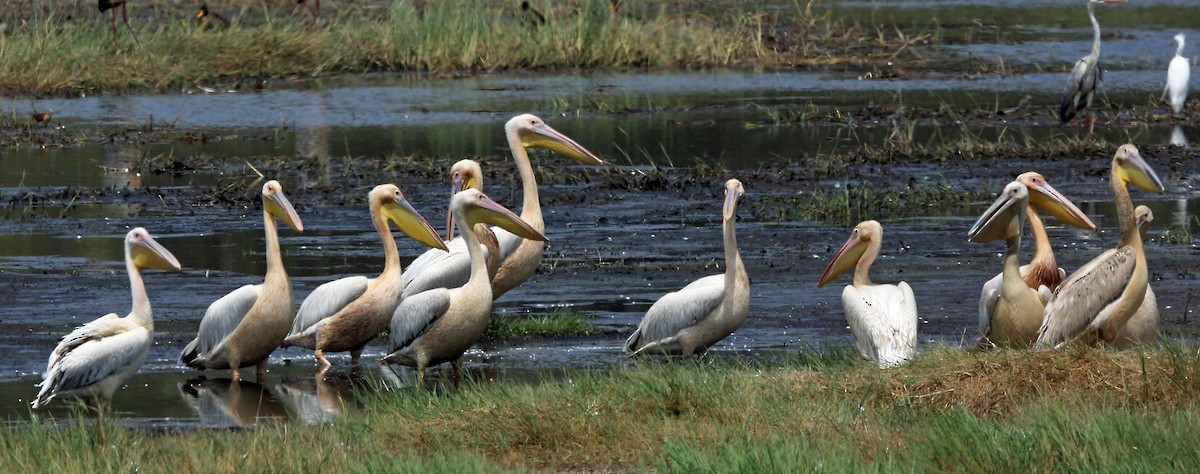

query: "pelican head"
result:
(506, 114), (605, 166)
(263, 180), (304, 233)
(1135, 205), (1153, 238)
(127, 227), (182, 272)
(371, 184), (447, 251)
(723, 179), (744, 221)
(1113, 144), (1165, 193)
(818, 220), (881, 287)
(448, 159), (485, 239)
(968, 181), (1028, 244)
(1015, 172), (1096, 231)
(453, 189), (547, 242)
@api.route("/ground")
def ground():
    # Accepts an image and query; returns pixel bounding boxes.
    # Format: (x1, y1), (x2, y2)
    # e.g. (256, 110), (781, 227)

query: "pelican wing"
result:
(388, 287), (453, 353)
(292, 276), (369, 334)
(625, 275), (724, 352)
(402, 238), (500, 298)
(976, 264), (1058, 340)
(36, 317), (150, 406)
(843, 283), (917, 368)
(196, 284), (261, 354)
(1037, 248), (1134, 348)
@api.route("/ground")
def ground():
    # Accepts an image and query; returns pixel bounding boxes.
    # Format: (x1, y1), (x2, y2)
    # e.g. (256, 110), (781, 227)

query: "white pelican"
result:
(975, 172), (1096, 348)
(1164, 33), (1190, 115)
(32, 227), (181, 409)
(817, 220), (917, 368)
(401, 114), (603, 300)
(1112, 205), (1159, 348)
(1037, 144), (1165, 348)
(383, 189), (547, 380)
(180, 180), (304, 381)
(282, 184), (446, 370)
(624, 179), (750, 357)
(1059, 0), (1126, 127)
(444, 159), (503, 284)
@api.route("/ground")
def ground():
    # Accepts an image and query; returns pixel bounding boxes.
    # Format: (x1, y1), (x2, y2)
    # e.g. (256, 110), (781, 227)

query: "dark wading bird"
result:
(400, 114), (604, 301)
(180, 180), (304, 381)
(818, 220), (917, 368)
(1036, 144), (1165, 348)
(32, 228), (181, 411)
(974, 172), (1096, 348)
(969, 175), (1093, 349)
(1059, 0), (1126, 132)
(383, 189), (547, 381)
(98, 0), (141, 46)
(624, 179), (750, 358)
(282, 184), (446, 372)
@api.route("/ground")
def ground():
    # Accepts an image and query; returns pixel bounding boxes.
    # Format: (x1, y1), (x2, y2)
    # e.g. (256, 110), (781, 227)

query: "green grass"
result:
(749, 181), (990, 226)
(5, 346), (1200, 471)
(483, 310), (597, 339)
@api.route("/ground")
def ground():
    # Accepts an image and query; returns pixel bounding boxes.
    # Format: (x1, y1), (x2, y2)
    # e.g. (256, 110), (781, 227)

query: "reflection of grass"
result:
(483, 310), (597, 339)
(8, 347), (1200, 471)
(750, 181), (989, 226)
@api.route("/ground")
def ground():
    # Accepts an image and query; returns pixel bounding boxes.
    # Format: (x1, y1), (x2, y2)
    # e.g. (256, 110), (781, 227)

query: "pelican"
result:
(32, 228), (181, 409)
(401, 114), (603, 300)
(1059, 0), (1126, 127)
(1112, 205), (1159, 348)
(1036, 144), (1165, 348)
(180, 180), (304, 381)
(282, 184), (446, 370)
(445, 160), (503, 283)
(975, 172), (1096, 348)
(817, 220), (916, 368)
(1164, 33), (1190, 115)
(624, 179), (750, 357)
(383, 189), (547, 380)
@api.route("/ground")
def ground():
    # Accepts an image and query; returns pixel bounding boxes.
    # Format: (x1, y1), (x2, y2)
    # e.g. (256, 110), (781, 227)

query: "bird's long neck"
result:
(507, 133), (545, 233)
(1002, 231), (1023, 285)
(263, 209), (287, 281)
(1088, 2), (1102, 60)
(372, 202), (401, 276)
(1023, 208), (1060, 288)
(458, 212), (490, 291)
(126, 248), (152, 331)
(722, 215), (742, 286)
(1113, 171), (1137, 247)
(1177, 38), (1186, 58)
(853, 238), (880, 287)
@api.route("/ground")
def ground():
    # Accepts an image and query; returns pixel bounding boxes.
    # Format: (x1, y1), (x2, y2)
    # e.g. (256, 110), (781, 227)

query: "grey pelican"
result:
(975, 172), (1096, 348)
(401, 114), (603, 300)
(32, 227), (181, 409)
(818, 220), (917, 368)
(180, 180), (304, 381)
(1059, 0), (1126, 127)
(624, 179), (750, 357)
(282, 184), (446, 370)
(1112, 205), (1159, 348)
(383, 189), (547, 380)
(1164, 33), (1190, 115)
(1037, 144), (1165, 348)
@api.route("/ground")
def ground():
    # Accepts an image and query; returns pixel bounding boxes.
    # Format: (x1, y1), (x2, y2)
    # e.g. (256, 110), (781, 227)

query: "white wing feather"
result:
(36, 317), (150, 406)
(976, 264), (1064, 339)
(401, 227), (515, 299)
(388, 287), (453, 353)
(196, 284), (260, 354)
(291, 276), (369, 335)
(625, 274), (724, 352)
(843, 283), (918, 368)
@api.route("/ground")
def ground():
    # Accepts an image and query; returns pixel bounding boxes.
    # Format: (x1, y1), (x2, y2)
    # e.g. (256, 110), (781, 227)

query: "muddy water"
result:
(3, 0), (1200, 427)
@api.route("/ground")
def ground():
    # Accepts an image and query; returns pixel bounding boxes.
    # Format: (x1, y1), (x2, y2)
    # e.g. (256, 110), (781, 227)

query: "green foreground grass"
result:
(5, 346), (1200, 472)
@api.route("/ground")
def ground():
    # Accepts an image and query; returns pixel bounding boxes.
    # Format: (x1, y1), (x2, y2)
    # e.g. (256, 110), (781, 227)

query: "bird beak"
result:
(723, 182), (743, 221)
(818, 229), (866, 287)
(466, 194), (548, 242)
(1026, 181), (1097, 231)
(1115, 146), (1165, 193)
(968, 184), (1025, 244)
(384, 197), (447, 251)
(522, 122), (606, 166)
(446, 177), (464, 241)
(132, 234), (182, 272)
(266, 190), (305, 233)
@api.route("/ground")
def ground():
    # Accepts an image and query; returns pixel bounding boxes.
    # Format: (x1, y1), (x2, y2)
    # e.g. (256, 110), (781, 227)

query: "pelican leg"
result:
(231, 367), (241, 381)
(256, 363), (266, 382)
(315, 349), (331, 369)
(350, 348), (363, 365)
(452, 359), (462, 387)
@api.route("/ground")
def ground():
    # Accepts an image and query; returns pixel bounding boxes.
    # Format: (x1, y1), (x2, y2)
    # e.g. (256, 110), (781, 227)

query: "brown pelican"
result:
(624, 179), (750, 357)
(32, 228), (181, 409)
(1059, 0), (1126, 127)
(818, 220), (917, 368)
(1112, 205), (1159, 348)
(383, 189), (547, 380)
(975, 172), (1096, 348)
(180, 180), (304, 381)
(401, 114), (603, 300)
(1164, 33), (1190, 115)
(282, 184), (445, 370)
(1037, 144), (1165, 348)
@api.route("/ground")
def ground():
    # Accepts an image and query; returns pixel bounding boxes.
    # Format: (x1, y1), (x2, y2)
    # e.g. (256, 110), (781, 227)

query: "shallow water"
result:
(1, 0), (1199, 427)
